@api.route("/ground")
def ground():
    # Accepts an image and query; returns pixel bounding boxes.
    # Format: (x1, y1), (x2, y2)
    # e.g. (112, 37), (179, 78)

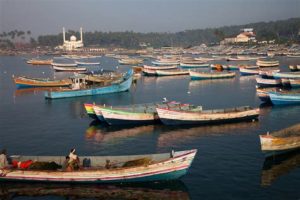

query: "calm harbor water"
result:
(0, 55), (300, 200)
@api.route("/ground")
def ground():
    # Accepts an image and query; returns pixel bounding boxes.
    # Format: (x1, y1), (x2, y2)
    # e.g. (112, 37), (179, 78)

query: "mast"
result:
(63, 27), (66, 42)
(80, 27), (83, 42)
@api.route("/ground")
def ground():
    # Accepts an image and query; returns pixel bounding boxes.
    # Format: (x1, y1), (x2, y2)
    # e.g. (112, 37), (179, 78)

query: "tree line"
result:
(1, 18), (300, 49)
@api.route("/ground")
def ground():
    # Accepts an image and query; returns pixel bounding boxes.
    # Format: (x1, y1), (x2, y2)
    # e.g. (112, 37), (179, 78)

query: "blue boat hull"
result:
(45, 70), (133, 99)
(269, 92), (300, 105)
(160, 115), (259, 125)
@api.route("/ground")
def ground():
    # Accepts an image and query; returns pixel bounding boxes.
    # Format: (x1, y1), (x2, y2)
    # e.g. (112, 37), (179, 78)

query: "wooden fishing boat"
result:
(258, 69), (280, 79)
(14, 76), (72, 88)
(45, 69), (133, 99)
(259, 123), (300, 157)
(143, 65), (177, 70)
(255, 77), (282, 88)
(142, 68), (157, 76)
(84, 103), (98, 119)
(227, 65), (240, 70)
(256, 88), (278, 102)
(27, 59), (53, 65)
(256, 58), (279, 67)
(0, 149), (197, 183)
(268, 91), (300, 105)
(51, 62), (78, 67)
(97, 101), (180, 125)
(152, 60), (180, 66)
(118, 58), (143, 65)
(53, 66), (87, 72)
(179, 62), (209, 68)
(189, 71), (235, 80)
(75, 61), (100, 66)
(272, 71), (300, 79)
(289, 79), (300, 88)
(288, 65), (300, 72)
(156, 105), (259, 125)
(239, 66), (259, 76)
(156, 69), (189, 76)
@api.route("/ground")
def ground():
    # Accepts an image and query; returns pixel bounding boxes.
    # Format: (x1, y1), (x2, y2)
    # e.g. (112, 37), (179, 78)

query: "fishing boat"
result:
(255, 77), (282, 88)
(227, 65), (240, 70)
(45, 69), (133, 99)
(210, 64), (228, 70)
(75, 61), (100, 66)
(0, 149), (197, 183)
(259, 123), (300, 157)
(189, 71), (235, 80)
(272, 71), (300, 79)
(14, 76), (72, 88)
(53, 66), (87, 72)
(143, 65), (177, 70)
(179, 62), (210, 68)
(256, 88), (272, 102)
(289, 79), (300, 88)
(119, 58), (143, 65)
(239, 66), (259, 76)
(156, 105), (259, 125)
(258, 69), (280, 79)
(84, 103), (98, 119)
(51, 62), (78, 67)
(152, 59), (180, 66)
(156, 69), (189, 76)
(256, 58), (279, 67)
(268, 90), (300, 105)
(142, 68), (157, 76)
(288, 65), (300, 72)
(27, 59), (53, 65)
(96, 101), (180, 125)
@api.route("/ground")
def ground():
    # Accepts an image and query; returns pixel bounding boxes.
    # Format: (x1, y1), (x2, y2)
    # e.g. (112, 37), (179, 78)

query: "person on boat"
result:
(0, 149), (9, 169)
(62, 156), (73, 171)
(68, 148), (80, 170)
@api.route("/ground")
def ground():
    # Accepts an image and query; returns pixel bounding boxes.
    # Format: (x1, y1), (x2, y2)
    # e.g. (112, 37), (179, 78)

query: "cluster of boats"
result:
(84, 101), (260, 126)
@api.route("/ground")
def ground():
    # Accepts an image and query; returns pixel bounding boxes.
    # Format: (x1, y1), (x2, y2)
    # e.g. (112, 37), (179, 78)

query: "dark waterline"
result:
(0, 56), (300, 200)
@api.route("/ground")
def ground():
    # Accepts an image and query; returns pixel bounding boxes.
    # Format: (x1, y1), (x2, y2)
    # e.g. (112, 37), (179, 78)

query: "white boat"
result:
(51, 62), (78, 67)
(256, 77), (282, 87)
(53, 66), (87, 72)
(75, 61), (100, 66)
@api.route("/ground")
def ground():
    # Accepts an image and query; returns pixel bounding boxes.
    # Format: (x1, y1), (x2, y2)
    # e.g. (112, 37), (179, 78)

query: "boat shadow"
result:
(0, 180), (190, 200)
(261, 149), (300, 187)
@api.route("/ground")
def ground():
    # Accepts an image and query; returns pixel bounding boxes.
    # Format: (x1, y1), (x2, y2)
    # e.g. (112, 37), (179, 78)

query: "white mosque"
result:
(61, 27), (84, 51)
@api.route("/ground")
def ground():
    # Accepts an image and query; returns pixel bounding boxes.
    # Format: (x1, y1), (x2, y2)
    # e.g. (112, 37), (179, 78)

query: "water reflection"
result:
(188, 78), (235, 90)
(0, 181), (189, 200)
(85, 120), (154, 144)
(157, 121), (260, 148)
(261, 150), (300, 187)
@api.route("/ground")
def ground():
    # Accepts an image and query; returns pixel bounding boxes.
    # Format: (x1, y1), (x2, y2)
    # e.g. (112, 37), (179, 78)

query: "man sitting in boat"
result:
(0, 149), (10, 169)
(68, 149), (80, 170)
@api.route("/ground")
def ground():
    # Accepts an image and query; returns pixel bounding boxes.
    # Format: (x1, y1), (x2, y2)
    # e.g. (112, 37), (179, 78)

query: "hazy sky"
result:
(1, 0), (299, 37)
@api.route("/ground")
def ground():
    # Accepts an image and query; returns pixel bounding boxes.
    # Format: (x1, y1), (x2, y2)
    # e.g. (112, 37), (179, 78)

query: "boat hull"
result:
(156, 107), (259, 125)
(189, 71), (235, 80)
(269, 92), (300, 105)
(0, 149), (197, 183)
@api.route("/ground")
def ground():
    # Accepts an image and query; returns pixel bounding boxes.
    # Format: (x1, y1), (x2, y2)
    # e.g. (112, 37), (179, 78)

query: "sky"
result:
(0, 0), (300, 37)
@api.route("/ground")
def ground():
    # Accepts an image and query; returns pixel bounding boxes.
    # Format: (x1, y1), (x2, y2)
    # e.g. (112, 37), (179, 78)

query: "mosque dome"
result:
(70, 35), (77, 41)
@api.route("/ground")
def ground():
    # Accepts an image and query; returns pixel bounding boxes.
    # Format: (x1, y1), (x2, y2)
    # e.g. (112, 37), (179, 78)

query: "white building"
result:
(62, 27), (84, 51)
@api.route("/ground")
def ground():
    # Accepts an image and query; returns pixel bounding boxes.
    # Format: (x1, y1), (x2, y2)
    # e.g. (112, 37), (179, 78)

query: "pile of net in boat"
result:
(122, 158), (152, 168)
(29, 161), (62, 170)
(271, 123), (300, 138)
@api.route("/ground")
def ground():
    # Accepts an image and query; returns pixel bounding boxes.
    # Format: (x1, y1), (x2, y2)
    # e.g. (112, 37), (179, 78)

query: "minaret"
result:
(63, 27), (66, 42)
(80, 27), (83, 42)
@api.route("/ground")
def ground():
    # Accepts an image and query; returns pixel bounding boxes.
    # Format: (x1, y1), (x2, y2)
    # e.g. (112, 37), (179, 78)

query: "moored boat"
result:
(143, 65), (177, 70)
(45, 69), (133, 99)
(179, 62), (209, 68)
(53, 66), (87, 72)
(256, 87), (278, 102)
(268, 90), (300, 105)
(272, 71), (300, 79)
(27, 59), (53, 65)
(14, 76), (72, 88)
(51, 62), (78, 67)
(156, 69), (189, 76)
(289, 79), (300, 88)
(256, 77), (282, 88)
(119, 58), (143, 65)
(75, 61), (100, 66)
(0, 149), (197, 183)
(142, 68), (157, 76)
(84, 103), (97, 119)
(288, 65), (300, 72)
(259, 123), (300, 157)
(189, 71), (235, 80)
(256, 58), (279, 67)
(156, 105), (259, 125)
(239, 66), (259, 76)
